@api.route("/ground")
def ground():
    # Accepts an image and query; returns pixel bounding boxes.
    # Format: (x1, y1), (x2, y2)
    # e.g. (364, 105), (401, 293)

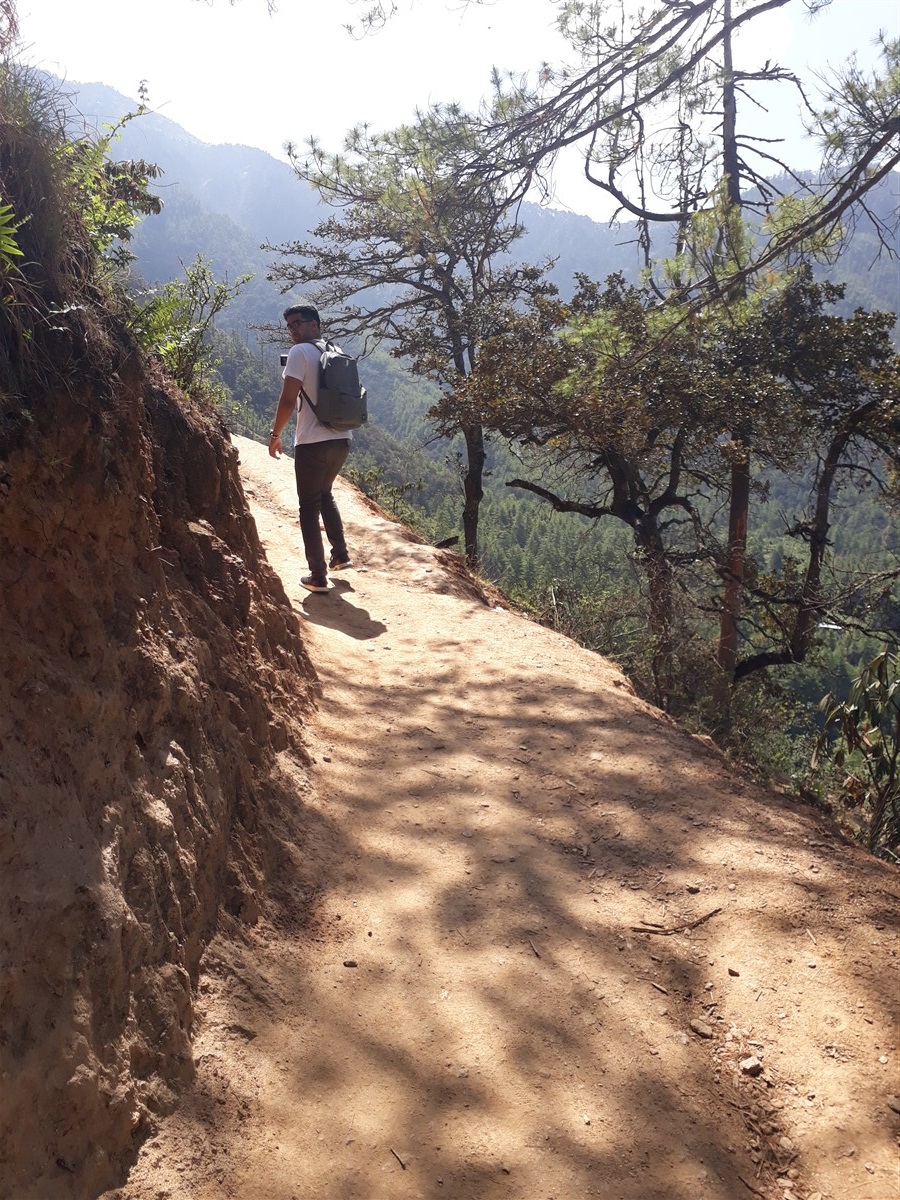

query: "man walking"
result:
(268, 305), (353, 593)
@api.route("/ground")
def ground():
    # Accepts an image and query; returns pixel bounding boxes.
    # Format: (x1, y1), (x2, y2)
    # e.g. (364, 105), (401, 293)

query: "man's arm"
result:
(268, 374), (302, 458)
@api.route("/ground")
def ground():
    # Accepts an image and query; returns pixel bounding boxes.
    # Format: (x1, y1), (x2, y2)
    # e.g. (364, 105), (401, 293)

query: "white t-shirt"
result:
(283, 341), (353, 446)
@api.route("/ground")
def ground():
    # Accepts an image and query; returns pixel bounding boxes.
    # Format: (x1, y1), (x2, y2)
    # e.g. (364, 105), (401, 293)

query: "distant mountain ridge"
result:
(60, 77), (898, 329)
(58, 78), (646, 314)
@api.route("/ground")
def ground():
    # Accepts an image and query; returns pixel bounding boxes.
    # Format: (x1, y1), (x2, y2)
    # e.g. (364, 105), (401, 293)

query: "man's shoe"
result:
(329, 558), (353, 571)
(300, 575), (329, 593)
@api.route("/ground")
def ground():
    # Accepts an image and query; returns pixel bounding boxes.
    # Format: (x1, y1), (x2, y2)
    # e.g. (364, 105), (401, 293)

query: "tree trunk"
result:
(733, 405), (875, 682)
(721, 0), (741, 212)
(461, 421), (485, 567)
(718, 450), (750, 676)
(717, 0), (750, 681)
(635, 521), (676, 709)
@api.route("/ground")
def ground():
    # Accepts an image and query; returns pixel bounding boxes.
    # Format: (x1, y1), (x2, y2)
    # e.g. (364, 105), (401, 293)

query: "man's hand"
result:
(270, 376), (300, 458)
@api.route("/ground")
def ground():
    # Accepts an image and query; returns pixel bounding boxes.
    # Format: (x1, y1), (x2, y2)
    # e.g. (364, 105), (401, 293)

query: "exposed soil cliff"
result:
(0, 341), (317, 1198)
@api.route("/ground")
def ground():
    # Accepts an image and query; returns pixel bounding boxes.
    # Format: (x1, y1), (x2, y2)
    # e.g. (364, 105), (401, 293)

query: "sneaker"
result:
(329, 557), (353, 571)
(300, 575), (329, 593)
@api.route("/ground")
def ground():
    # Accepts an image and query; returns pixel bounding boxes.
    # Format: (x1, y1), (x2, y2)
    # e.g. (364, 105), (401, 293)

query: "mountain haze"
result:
(60, 78), (899, 366)
(59, 79), (649, 307)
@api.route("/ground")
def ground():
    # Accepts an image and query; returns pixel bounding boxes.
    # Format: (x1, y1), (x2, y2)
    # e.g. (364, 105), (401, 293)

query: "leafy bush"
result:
(130, 255), (249, 400)
(0, 59), (163, 399)
(815, 648), (900, 856)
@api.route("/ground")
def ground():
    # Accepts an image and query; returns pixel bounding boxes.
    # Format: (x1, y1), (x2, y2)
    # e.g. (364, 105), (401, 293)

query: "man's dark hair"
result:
(283, 304), (320, 324)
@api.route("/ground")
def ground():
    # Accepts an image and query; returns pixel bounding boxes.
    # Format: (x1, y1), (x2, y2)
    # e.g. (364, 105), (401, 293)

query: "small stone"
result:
(740, 1056), (763, 1076)
(687, 884), (701, 894)
(865, 1162), (875, 1174)
(878, 1055), (889, 1064)
(690, 1019), (714, 1039)
(728, 967), (740, 977)
(887, 1095), (900, 1115)
(343, 960), (358, 968)
(779, 1136), (794, 1152)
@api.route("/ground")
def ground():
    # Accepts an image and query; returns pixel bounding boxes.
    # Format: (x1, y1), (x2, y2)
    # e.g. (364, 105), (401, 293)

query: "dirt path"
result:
(104, 436), (899, 1200)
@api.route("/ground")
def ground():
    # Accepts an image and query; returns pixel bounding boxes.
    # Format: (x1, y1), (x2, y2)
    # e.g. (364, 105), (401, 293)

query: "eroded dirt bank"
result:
(0, 372), (316, 1198)
(103, 436), (899, 1200)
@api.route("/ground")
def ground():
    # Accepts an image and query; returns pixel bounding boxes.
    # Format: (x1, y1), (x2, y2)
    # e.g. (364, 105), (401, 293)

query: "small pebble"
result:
(740, 1056), (763, 1076)
(690, 1019), (714, 1039)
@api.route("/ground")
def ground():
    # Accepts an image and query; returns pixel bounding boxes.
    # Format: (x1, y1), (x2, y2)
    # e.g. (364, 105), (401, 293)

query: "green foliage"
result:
(814, 36), (900, 171)
(0, 197), (24, 272)
(471, 264), (899, 707)
(816, 649), (900, 856)
(131, 255), (250, 400)
(344, 463), (435, 542)
(60, 111), (163, 271)
(0, 59), (168, 398)
(486, 0), (900, 304)
(212, 388), (269, 441)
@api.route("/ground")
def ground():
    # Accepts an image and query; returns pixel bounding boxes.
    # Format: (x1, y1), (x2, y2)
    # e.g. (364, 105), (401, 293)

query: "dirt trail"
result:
(104, 435), (899, 1200)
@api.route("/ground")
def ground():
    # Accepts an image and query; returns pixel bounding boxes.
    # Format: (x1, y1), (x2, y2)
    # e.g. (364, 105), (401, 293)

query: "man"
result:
(268, 305), (353, 593)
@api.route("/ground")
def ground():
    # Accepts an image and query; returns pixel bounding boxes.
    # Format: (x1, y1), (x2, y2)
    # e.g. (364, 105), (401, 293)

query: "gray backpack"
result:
(301, 339), (368, 432)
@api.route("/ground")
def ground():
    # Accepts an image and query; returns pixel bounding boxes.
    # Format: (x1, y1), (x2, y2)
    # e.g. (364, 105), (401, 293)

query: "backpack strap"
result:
(297, 340), (325, 413)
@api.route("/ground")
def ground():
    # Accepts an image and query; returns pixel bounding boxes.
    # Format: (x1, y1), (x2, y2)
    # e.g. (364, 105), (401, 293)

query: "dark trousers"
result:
(294, 439), (350, 579)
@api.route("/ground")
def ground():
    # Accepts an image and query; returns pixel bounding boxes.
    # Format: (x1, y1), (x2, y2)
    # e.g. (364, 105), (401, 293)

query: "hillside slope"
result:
(103, 436), (899, 1200)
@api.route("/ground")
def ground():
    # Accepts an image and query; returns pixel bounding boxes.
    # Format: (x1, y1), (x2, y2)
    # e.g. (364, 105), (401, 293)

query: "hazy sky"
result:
(16, 0), (899, 219)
